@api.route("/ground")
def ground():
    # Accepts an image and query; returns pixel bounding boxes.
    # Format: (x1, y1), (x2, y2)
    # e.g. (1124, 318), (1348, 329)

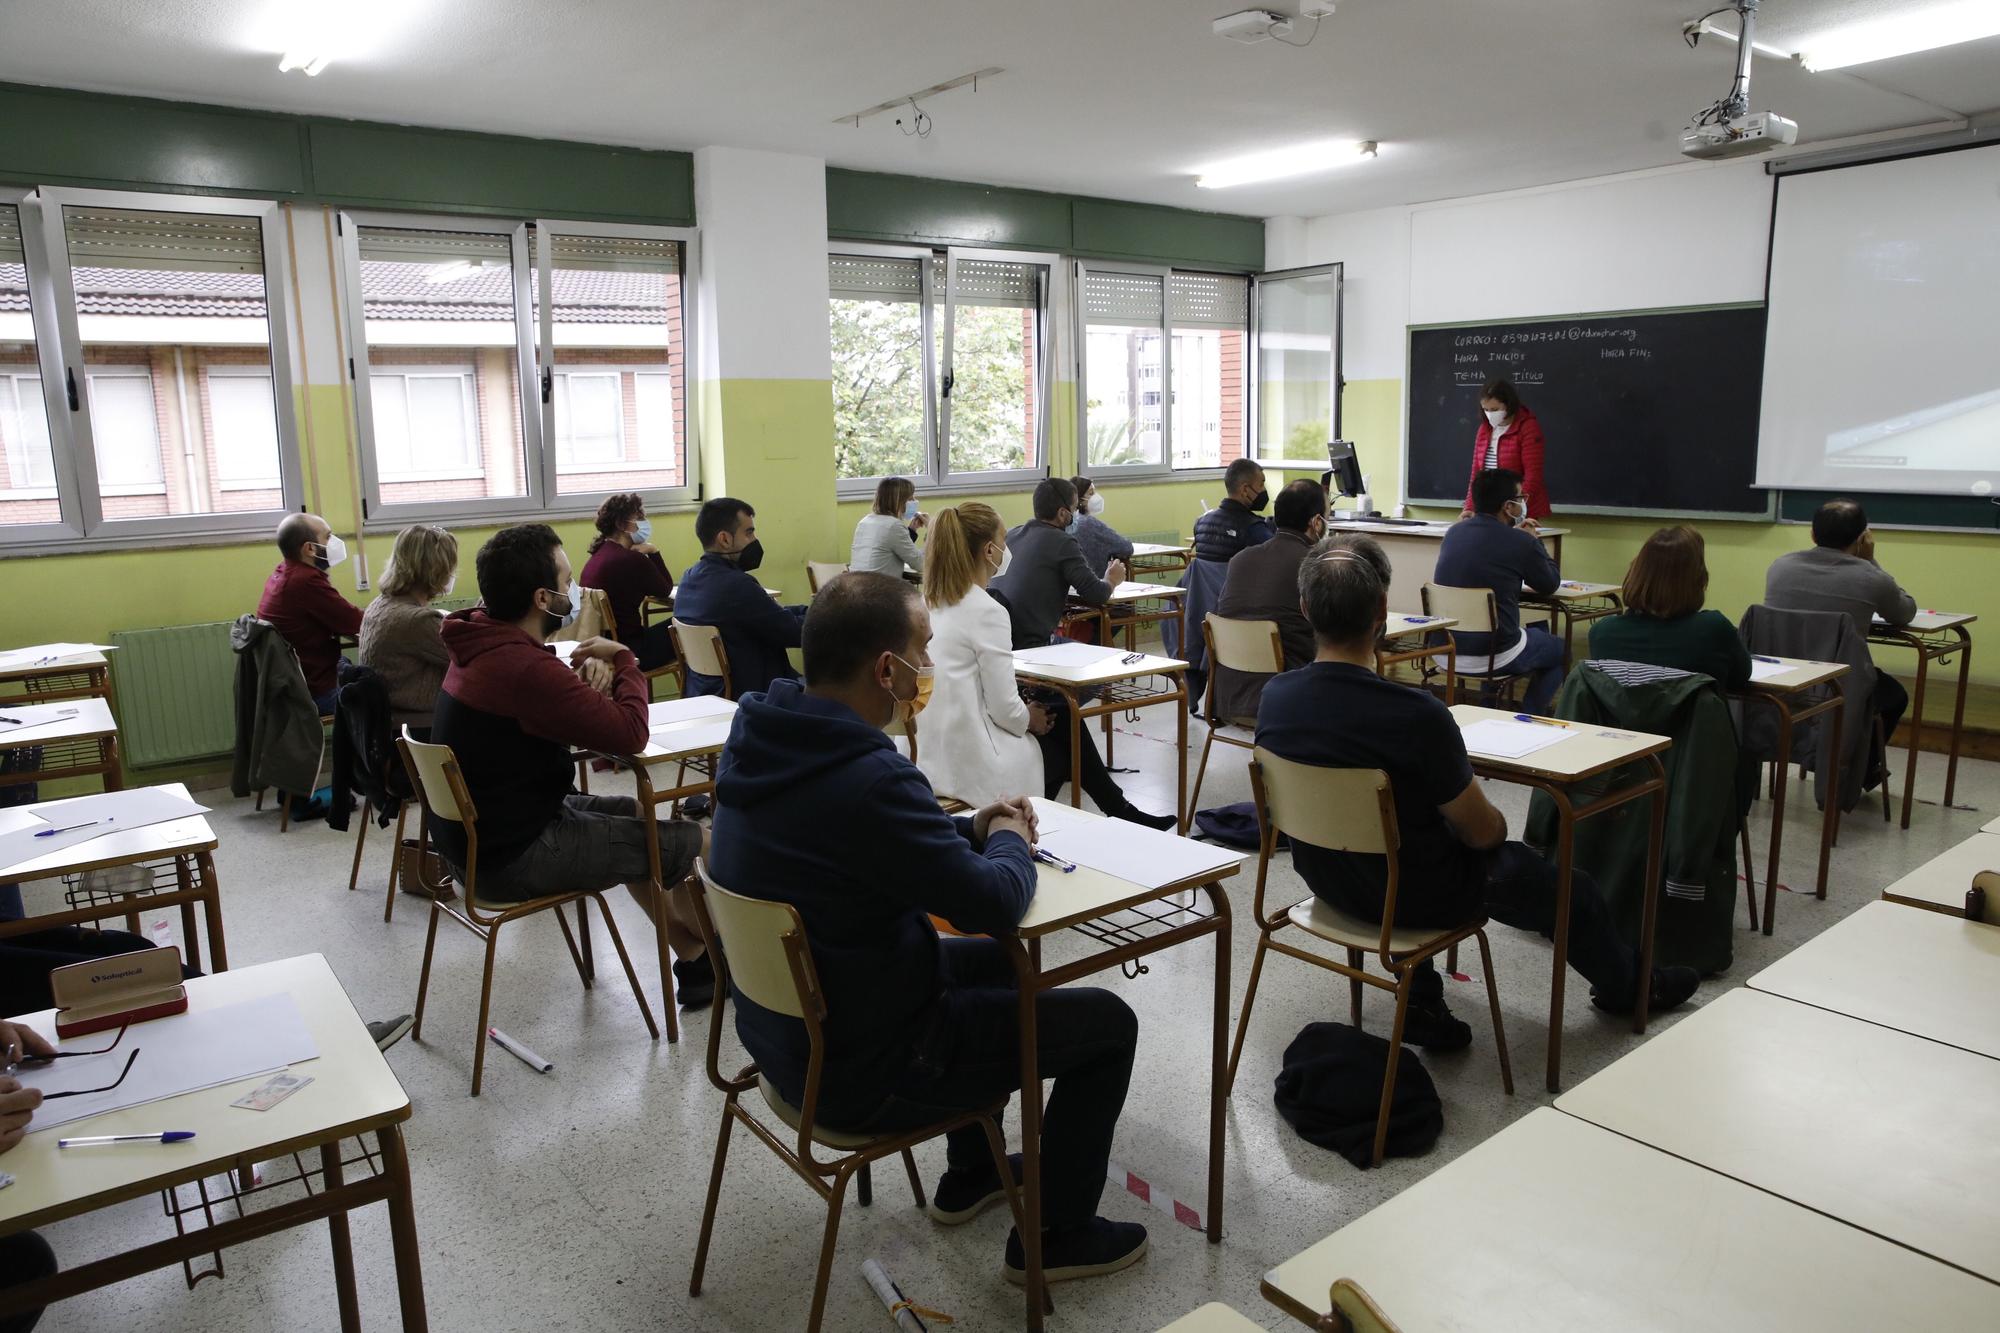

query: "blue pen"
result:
(1033, 847), (1076, 873)
(1513, 714), (1570, 728)
(34, 818), (106, 838)
(59, 1132), (197, 1147)
(1403, 616), (1434, 623)
(1751, 654), (1782, 664)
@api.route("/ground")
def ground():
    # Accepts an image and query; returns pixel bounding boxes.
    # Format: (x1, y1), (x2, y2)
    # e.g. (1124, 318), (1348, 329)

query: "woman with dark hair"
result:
(1068, 474), (1133, 578)
(579, 492), (677, 670)
(849, 475), (925, 578)
(1462, 377), (1550, 520)
(1588, 525), (1751, 689)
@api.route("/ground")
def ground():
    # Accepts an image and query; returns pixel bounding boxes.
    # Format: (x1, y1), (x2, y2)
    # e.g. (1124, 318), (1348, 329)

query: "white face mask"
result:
(1087, 493), (1104, 517)
(1484, 408), (1508, 428)
(545, 586), (580, 630)
(314, 533), (348, 570)
(991, 544), (1012, 579)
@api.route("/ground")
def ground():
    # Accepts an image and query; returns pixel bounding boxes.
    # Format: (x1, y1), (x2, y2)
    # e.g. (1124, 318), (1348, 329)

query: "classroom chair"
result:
(883, 702), (920, 764)
(1420, 584), (1532, 707)
(1968, 869), (2000, 924)
(253, 707), (334, 834)
(671, 621), (734, 700)
(1321, 1277), (1404, 1333)
(397, 728), (659, 1096)
(685, 859), (1020, 1333)
(1228, 749), (1512, 1165)
(581, 584), (684, 700)
(1190, 614), (1285, 814)
(805, 560), (848, 595)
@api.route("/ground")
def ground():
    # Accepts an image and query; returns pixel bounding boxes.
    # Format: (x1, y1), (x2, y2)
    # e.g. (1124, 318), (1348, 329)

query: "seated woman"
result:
(921, 502), (1175, 829)
(1589, 525), (1751, 689)
(579, 492), (677, 671)
(358, 523), (458, 737)
(849, 475), (925, 578)
(1069, 474), (1134, 578)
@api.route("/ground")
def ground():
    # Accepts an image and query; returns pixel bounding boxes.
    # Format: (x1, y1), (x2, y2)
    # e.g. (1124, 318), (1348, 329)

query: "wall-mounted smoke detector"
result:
(1213, 10), (1295, 43)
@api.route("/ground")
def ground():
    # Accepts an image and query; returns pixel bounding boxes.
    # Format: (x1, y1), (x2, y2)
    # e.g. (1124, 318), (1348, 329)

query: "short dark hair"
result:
(802, 571), (920, 686)
(1070, 475), (1094, 502)
(1621, 526), (1709, 619)
(1470, 467), (1523, 516)
(1224, 458), (1263, 493)
(477, 523), (563, 621)
(276, 512), (317, 561)
(1273, 478), (1326, 534)
(696, 497), (754, 548)
(589, 492), (645, 554)
(1297, 533), (1392, 647)
(1811, 498), (1868, 550)
(1481, 378), (1521, 414)
(1032, 477), (1077, 522)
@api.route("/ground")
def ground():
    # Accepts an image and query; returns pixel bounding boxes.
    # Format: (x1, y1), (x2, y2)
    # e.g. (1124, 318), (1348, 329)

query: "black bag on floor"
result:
(1273, 1022), (1443, 1168)
(1191, 801), (1285, 851)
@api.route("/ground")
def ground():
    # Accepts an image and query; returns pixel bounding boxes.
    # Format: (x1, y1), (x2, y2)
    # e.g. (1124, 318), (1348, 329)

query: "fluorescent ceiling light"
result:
(1195, 140), (1378, 189)
(278, 52), (331, 75)
(1796, 2), (2000, 71)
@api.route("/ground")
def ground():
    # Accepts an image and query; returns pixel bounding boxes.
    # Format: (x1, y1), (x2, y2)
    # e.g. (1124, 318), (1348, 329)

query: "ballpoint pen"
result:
(35, 818), (106, 838)
(1032, 847), (1077, 873)
(59, 1132), (196, 1147)
(1512, 714), (1571, 727)
(1750, 654), (1782, 663)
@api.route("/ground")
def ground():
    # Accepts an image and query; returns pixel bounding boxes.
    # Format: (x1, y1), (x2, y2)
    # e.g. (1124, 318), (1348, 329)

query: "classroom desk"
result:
(1556, 987), (2000, 1282)
(1451, 704), (1669, 1092)
(0, 782), (226, 971)
(1733, 654), (1848, 928)
(0, 698), (123, 791)
(1154, 1303), (1264, 1333)
(589, 695), (737, 1036)
(1750, 898), (2000, 1060)
(1005, 798), (1239, 1331)
(0, 954), (427, 1329)
(0, 647), (116, 712)
(1878, 830), (1999, 915)
(1102, 581), (1187, 656)
(1259, 1108), (2000, 1331)
(1013, 645), (1190, 831)
(1376, 613), (1457, 697)
(1126, 541), (1194, 577)
(1519, 580), (1622, 666)
(1868, 609), (1976, 829)
(1326, 519), (1567, 614)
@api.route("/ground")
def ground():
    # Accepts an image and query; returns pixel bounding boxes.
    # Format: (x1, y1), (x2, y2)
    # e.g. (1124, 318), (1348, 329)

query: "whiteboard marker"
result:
(488, 1027), (553, 1073)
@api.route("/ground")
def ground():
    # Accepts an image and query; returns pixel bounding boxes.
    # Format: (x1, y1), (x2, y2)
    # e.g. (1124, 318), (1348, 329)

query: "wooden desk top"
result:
(631, 696), (738, 764)
(0, 698), (117, 745)
(0, 649), (109, 682)
(1380, 613), (1457, 641)
(1556, 988), (2000, 1281)
(1984, 813), (2000, 836)
(1751, 899), (2000, 1059)
(1744, 654), (1849, 692)
(1012, 643), (1188, 687)
(1450, 704), (1670, 783)
(1524, 580), (1620, 601)
(0, 782), (214, 881)
(1015, 798), (1239, 937)
(1155, 1304), (1265, 1333)
(1879, 834), (1999, 913)
(0, 954), (408, 1232)
(1262, 1108), (2000, 1331)
(1872, 610), (1977, 634)
(1127, 542), (1193, 559)
(1106, 581), (1187, 603)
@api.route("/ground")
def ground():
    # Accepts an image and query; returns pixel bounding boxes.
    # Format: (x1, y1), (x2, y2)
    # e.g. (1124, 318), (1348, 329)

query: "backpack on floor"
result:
(1273, 1022), (1443, 1168)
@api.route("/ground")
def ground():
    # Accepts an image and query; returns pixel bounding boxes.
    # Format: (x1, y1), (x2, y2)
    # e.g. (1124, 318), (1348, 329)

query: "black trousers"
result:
(632, 621), (679, 673)
(0, 1231), (53, 1333)
(1032, 698), (1128, 812)
(848, 937), (1138, 1230)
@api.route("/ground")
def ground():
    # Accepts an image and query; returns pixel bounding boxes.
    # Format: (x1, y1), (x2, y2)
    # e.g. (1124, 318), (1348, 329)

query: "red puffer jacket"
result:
(1464, 405), (1550, 519)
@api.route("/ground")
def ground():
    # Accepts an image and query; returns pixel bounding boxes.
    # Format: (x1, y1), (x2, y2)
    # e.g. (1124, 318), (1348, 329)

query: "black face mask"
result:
(1249, 489), (1270, 513)
(733, 539), (765, 573)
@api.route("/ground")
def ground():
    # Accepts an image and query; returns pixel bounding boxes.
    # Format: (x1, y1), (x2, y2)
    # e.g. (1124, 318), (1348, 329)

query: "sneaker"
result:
(1003, 1218), (1148, 1286)
(680, 794), (714, 820)
(368, 1014), (414, 1052)
(286, 794), (330, 821)
(929, 1152), (1022, 1226)
(673, 954), (715, 1010)
(1593, 965), (1701, 1015)
(1112, 803), (1179, 832)
(1398, 999), (1473, 1052)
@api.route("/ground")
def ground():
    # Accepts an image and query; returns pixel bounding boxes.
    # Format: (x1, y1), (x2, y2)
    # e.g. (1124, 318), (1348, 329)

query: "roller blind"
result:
(547, 232), (680, 274)
(1169, 272), (1249, 328)
(357, 226), (512, 266)
(61, 208), (264, 273)
(949, 256), (1038, 309)
(828, 253), (923, 301)
(1084, 269), (1165, 326)
(0, 206), (21, 265)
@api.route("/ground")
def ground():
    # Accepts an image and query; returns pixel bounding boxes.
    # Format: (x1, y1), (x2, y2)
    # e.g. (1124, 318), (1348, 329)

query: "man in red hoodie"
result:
(432, 523), (713, 1006)
(258, 512), (363, 715)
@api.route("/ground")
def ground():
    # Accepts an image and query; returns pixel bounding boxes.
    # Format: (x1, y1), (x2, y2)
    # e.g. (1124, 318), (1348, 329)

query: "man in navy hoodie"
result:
(672, 496), (807, 698)
(432, 523), (713, 1007)
(1435, 466), (1565, 713)
(710, 571), (1148, 1286)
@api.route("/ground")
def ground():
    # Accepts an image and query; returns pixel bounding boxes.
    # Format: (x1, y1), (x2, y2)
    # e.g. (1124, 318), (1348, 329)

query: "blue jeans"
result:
(1510, 626), (1567, 714)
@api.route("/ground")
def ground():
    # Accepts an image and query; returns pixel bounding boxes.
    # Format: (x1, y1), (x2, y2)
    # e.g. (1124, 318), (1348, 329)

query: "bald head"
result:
(277, 513), (331, 563)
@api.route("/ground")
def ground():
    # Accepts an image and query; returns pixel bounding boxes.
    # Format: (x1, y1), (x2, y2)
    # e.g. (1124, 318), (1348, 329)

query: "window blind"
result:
(828, 254), (923, 301)
(0, 206), (21, 265)
(547, 232), (680, 274)
(357, 226), (513, 266)
(1084, 270), (1165, 326)
(1169, 272), (1249, 328)
(62, 208), (264, 273)
(948, 257), (1039, 309)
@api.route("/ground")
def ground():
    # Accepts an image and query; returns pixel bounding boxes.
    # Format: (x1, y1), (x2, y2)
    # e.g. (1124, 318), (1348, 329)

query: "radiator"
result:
(110, 622), (237, 768)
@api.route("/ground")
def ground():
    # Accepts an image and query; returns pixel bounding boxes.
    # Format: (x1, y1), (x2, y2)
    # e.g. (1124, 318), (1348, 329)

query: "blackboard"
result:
(1405, 305), (1771, 516)
(1779, 489), (2000, 532)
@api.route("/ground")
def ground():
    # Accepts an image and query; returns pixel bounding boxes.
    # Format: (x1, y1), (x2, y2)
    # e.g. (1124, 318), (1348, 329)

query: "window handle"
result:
(541, 367), (553, 404)
(65, 368), (79, 411)
(940, 369), (955, 400)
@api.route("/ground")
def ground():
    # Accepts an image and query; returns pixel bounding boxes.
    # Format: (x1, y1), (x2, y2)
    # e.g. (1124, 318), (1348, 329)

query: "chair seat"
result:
(756, 1074), (884, 1150)
(470, 889), (581, 915)
(1286, 896), (1471, 956)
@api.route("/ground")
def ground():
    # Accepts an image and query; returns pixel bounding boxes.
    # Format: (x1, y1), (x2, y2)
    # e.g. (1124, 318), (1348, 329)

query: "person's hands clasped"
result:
(567, 635), (624, 665)
(1026, 703), (1055, 736)
(575, 656), (616, 696)
(1517, 516), (1543, 538)
(974, 795), (1038, 849)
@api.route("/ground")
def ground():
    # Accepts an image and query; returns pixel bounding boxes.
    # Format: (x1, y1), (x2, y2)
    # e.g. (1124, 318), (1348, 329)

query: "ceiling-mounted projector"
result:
(1213, 9), (1294, 43)
(1679, 0), (1799, 161)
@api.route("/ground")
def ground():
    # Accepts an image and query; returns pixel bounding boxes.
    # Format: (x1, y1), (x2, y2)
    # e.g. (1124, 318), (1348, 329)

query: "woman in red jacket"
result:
(1462, 377), (1550, 520)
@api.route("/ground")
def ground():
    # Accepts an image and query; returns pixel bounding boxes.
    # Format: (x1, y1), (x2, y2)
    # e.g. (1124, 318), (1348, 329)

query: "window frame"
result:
(828, 240), (1056, 499)
(0, 184), (304, 553)
(1247, 261), (1345, 467)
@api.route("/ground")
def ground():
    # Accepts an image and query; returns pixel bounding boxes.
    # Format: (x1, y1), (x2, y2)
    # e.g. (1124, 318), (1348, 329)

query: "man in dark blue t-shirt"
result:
(1255, 533), (1698, 1048)
(1435, 467), (1564, 712)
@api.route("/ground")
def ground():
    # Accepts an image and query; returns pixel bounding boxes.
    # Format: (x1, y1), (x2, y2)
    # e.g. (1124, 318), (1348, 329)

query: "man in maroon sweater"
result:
(431, 523), (713, 1006)
(258, 512), (363, 715)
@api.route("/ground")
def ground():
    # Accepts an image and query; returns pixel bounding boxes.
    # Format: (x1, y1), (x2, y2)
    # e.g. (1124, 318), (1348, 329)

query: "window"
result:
(0, 188), (301, 546)
(1080, 265), (1248, 476)
(1250, 264), (1343, 464)
(829, 245), (1052, 494)
(339, 215), (696, 523)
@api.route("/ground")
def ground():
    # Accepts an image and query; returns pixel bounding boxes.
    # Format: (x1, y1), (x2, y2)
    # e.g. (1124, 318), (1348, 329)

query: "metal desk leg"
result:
(1544, 788), (1577, 1094)
(321, 1143), (363, 1333)
(1944, 629), (1971, 809)
(1817, 702), (1843, 902)
(379, 1124), (432, 1332)
(1066, 685), (1084, 809)
(1205, 884), (1230, 1241)
(1899, 647), (1929, 830)
(1176, 677), (1190, 834)
(1762, 697), (1793, 936)
(1005, 940), (1054, 1331)
(1631, 757), (1665, 1036)
(197, 849), (227, 970)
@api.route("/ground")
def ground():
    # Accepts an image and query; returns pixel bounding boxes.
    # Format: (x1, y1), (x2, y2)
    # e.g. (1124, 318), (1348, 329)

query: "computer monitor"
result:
(1324, 440), (1363, 499)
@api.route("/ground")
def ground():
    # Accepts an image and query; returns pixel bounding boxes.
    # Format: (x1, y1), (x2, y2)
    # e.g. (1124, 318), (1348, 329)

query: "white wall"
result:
(692, 145), (832, 382)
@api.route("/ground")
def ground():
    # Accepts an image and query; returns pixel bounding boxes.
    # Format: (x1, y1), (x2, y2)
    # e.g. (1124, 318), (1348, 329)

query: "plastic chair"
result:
(1190, 614), (1285, 814)
(671, 621), (734, 700)
(805, 561), (848, 595)
(1227, 748), (1513, 1165)
(1319, 1277), (1403, 1333)
(685, 860), (1020, 1333)
(398, 728), (659, 1095)
(1968, 869), (2000, 924)
(1421, 583), (1530, 706)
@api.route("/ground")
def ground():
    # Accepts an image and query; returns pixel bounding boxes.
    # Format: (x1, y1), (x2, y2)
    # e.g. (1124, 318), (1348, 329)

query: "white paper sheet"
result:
(648, 696), (737, 727)
(1457, 718), (1577, 760)
(0, 703), (86, 739)
(0, 788), (210, 875)
(0, 643), (115, 670)
(646, 718), (733, 757)
(1012, 641), (1123, 668)
(1035, 821), (1244, 890)
(1749, 657), (1792, 682)
(18, 994), (320, 1132)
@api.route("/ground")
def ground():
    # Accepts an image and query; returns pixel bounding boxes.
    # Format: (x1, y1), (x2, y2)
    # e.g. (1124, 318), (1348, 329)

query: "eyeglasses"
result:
(12, 1027), (143, 1100)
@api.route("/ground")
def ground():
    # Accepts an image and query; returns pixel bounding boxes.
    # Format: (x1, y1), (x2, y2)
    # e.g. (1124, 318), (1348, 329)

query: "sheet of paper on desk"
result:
(0, 788), (210, 874)
(1458, 718), (1576, 760)
(0, 704), (85, 738)
(1026, 797), (1098, 837)
(1036, 823), (1243, 889)
(18, 994), (320, 1131)
(0, 643), (115, 670)
(1014, 641), (1121, 668)
(1749, 657), (1793, 682)
(648, 696), (736, 726)
(648, 719), (733, 754)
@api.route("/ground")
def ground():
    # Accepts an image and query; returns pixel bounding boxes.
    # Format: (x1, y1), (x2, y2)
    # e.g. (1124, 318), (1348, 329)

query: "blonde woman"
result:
(922, 504), (1174, 827)
(358, 524), (458, 737)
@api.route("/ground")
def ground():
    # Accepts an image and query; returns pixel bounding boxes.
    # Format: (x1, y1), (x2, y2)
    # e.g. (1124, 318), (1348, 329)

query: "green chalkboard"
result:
(1778, 490), (2000, 532)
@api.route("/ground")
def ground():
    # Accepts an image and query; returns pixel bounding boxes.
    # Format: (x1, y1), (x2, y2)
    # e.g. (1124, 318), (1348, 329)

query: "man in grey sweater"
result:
(1765, 498), (1918, 769)
(993, 477), (1127, 649)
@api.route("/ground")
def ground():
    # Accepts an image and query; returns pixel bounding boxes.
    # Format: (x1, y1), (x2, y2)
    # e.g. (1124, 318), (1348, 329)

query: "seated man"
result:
(672, 497), (806, 699)
(1191, 457), (1272, 565)
(1435, 467), (1564, 713)
(992, 476), (1126, 649)
(432, 523), (713, 1007)
(1211, 477), (1326, 721)
(258, 512), (363, 717)
(1765, 498), (1917, 761)
(711, 572), (1147, 1284)
(1256, 533), (1697, 1048)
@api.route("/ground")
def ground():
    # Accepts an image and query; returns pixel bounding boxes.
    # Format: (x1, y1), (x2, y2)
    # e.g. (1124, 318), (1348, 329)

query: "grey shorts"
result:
(476, 794), (703, 903)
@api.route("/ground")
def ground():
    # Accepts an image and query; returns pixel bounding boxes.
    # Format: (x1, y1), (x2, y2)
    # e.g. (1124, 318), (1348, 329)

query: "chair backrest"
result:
(1971, 869), (2000, 925)
(397, 728), (474, 825)
(805, 561), (847, 595)
(694, 862), (815, 1021)
(1421, 583), (1498, 634)
(672, 621), (732, 694)
(1327, 1278), (1403, 1333)
(1251, 748), (1397, 855)
(883, 703), (919, 762)
(552, 586), (612, 644)
(1205, 614), (1286, 675)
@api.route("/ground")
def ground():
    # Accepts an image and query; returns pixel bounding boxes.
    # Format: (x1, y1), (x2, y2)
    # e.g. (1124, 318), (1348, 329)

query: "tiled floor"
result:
(25, 700), (1996, 1332)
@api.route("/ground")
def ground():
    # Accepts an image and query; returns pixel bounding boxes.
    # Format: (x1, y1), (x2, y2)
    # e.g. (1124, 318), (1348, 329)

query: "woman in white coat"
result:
(920, 503), (1175, 827)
